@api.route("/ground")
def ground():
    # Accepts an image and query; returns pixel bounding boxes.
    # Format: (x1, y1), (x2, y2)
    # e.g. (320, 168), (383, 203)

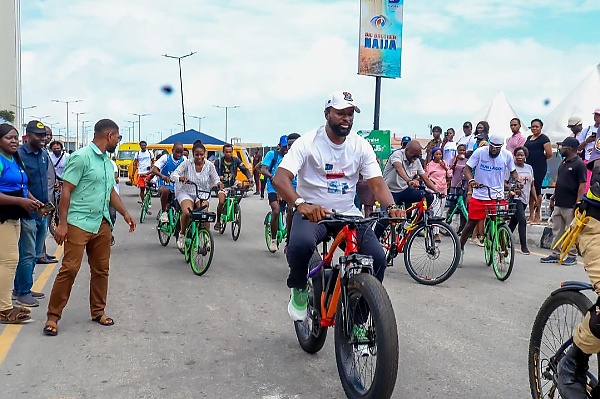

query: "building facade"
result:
(0, 0), (21, 130)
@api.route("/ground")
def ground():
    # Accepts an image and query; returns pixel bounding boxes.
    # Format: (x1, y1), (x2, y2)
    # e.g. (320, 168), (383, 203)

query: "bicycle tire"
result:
(334, 273), (398, 399)
(403, 221), (459, 285)
(264, 212), (276, 252)
(190, 228), (214, 276)
(492, 224), (514, 281)
(218, 202), (227, 235)
(528, 290), (599, 399)
(294, 251), (328, 354)
(157, 222), (170, 246)
(484, 223), (493, 267)
(140, 191), (151, 223)
(184, 225), (194, 263)
(231, 203), (241, 241)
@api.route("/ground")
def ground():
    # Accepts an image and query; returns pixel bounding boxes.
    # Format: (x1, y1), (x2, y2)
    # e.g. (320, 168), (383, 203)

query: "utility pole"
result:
(189, 115), (206, 132)
(163, 52), (196, 131)
(213, 105), (240, 143)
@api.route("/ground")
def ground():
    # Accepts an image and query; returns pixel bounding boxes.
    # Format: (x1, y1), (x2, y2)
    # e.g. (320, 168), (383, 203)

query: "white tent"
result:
(543, 63), (600, 142)
(470, 90), (523, 140)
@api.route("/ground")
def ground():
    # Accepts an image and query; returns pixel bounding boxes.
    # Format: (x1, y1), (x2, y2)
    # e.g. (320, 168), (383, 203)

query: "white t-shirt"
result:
(110, 159), (119, 194)
(49, 151), (69, 179)
(134, 150), (153, 175)
(277, 126), (382, 216)
(579, 126), (598, 161)
(456, 135), (477, 152)
(467, 147), (515, 200)
(442, 141), (457, 165)
(514, 163), (534, 205)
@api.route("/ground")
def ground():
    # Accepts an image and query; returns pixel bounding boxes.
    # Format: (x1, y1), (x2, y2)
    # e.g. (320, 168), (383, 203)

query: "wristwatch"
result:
(294, 197), (307, 208)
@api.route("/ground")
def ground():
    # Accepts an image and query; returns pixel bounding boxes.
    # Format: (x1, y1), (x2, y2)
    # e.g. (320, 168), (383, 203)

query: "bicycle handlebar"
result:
(184, 181), (212, 200)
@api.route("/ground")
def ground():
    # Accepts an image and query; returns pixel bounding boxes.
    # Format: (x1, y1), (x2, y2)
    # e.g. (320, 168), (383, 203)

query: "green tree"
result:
(0, 109), (15, 123)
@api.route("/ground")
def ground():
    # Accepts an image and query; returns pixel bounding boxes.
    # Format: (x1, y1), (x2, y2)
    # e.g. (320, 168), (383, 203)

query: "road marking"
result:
(0, 245), (63, 364)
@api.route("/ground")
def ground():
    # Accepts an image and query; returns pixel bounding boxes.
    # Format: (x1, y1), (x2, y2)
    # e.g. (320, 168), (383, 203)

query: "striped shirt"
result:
(170, 159), (219, 201)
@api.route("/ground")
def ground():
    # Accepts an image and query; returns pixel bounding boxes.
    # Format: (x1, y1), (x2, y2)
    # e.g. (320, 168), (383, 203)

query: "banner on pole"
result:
(358, 0), (404, 79)
(358, 129), (391, 170)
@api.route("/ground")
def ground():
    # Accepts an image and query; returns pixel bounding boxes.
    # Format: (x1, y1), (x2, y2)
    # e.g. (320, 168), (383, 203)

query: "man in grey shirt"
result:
(376, 141), (440, 238)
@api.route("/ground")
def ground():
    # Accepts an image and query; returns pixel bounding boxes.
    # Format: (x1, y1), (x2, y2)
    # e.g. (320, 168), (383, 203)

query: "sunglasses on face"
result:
(489, 143), (503, 149)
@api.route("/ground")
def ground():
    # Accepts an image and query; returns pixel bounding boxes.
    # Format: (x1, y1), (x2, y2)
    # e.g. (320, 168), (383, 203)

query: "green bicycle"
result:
(183, 181), (216, 276)
(218, 181), (251, 241)
(264, 200), (288, 253)
(445, 185), (468, 234)
(156, 192), (182, 248)
(479, 184), (515, 281)
(139, 176), (155, 223)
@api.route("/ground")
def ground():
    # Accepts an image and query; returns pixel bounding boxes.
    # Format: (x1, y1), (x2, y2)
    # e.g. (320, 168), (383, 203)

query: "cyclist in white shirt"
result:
(458, 133), (519, 264)
(132, 140), (154, 206)
(273, 91), (403, 321)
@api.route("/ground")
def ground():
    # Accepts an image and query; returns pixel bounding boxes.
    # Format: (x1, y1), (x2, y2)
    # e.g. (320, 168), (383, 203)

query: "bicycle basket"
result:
(190, 210), (217, 222)
(485, 202), (515, 219)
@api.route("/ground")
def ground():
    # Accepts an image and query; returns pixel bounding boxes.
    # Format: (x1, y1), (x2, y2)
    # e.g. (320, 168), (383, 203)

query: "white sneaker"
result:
(159, 212), (169, 223)
(268, 238), (278, 252)
(148, 204), (152, 209)
(177, 235), (185, 250)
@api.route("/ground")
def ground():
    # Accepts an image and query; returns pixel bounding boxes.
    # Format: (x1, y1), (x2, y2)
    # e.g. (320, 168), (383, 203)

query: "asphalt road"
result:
(0, 183), (592, 399)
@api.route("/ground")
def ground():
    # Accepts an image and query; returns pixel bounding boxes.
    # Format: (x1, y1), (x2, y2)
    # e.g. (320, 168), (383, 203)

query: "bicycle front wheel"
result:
(157, 221), (170, 246)
(528, 290), (599, 399)
(264, 212), (276, 252)
(140, 192), (151, 223)
(403, 221), (459, 285)
(334, 273), (398, 399)
(190, 228), (214, 276)
(492, 224), (514, 281)
(231, 203), (241, 241)
(484, 223), (493, 267)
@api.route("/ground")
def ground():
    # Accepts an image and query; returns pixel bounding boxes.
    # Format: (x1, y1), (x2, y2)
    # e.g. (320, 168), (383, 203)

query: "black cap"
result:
(26, 120), (47, 135)
(562, 137), (580, 149)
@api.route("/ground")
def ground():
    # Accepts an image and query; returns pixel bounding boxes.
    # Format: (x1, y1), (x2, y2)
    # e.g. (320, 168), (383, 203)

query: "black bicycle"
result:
(528, 281), (600, 398)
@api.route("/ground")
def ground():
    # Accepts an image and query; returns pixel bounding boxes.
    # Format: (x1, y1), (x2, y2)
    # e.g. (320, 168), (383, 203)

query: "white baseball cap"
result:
(324, 91), (361, 113)
(488, 133), (504, 146)
(567, 114), (583, 127)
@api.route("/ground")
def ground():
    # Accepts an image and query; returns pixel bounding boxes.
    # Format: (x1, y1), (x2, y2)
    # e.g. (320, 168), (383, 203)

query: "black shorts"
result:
(268, 192), (278, 203)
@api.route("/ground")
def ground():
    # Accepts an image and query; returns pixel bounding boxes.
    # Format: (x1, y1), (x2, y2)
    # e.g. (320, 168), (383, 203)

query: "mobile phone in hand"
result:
(36, 202), (56, 217)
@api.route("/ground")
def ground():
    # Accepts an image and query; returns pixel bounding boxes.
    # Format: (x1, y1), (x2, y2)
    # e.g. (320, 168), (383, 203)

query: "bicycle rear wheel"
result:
(492, 224), (514, 281)
(294, 251), (328, 354)
(403, 221), (459, 285)
(528, 290), (599, 399)
(190, 228), (214, 276)
(334, 273), (398, 399)
(231, 203), (241, 241)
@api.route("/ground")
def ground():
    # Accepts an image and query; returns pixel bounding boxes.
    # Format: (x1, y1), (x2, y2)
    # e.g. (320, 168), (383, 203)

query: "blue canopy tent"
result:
(159, 129), (227, 145)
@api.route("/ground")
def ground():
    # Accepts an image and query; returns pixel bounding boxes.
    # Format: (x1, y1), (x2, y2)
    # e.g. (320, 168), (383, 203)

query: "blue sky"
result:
(19, 0), (600, 146)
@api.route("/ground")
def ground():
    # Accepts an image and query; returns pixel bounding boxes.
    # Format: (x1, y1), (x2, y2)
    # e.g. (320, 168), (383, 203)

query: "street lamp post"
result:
(213, 105), (240, 143)
(30, 114), (50, 121)
(46, 122), (60, 130)
(189, 115), (206, 132)
(72, 111), (87, 150)
(52, 99), (82, 149)
(130, 113), (150, 142)
(127, 120), (138, 142)
(11, 104), (36, 129)
(81, 120), (91, 148)
(163, 52), (196, 131)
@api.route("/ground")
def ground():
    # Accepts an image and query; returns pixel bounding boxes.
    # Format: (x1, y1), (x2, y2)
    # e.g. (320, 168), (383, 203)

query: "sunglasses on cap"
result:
(489, 142), (503, 149)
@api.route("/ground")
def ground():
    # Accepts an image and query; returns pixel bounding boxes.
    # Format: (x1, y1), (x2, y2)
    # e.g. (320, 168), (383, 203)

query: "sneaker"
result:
(557, 344), (590, 398)
(287, 288), (308, 321)
(540, 255), (560, 263)
(148, 204), (152, 209)
(16, 294), (39, 307)
(458, 249), (464, 267)
(562, 257), (577, 266)
(268, 238), (278, 252)
(159, 212), (169, 223)
(176, 235), (185, 250)
(476, 238), (485, 247)
(31, 291), (45, 299)
(351, 325), (370, 357)
(521, 248), (530, 255)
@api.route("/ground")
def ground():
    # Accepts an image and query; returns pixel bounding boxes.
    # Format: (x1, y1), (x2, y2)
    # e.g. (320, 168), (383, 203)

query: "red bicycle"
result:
(378, 194), (460, 285)
(294, 213), (399, 399)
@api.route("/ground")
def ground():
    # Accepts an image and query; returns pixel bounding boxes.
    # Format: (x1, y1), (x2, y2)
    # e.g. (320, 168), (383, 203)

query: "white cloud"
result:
(18, 0), (600, 145)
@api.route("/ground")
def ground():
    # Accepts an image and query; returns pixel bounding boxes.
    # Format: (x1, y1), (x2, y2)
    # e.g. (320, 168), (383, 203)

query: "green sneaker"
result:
(287, 287), (308, 321)
(352, 324), (370, 356)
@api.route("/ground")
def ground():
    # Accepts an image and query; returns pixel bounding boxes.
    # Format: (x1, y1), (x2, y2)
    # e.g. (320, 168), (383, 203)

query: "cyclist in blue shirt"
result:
(261, 135), (289, 252)
(151, 142), (186, 223)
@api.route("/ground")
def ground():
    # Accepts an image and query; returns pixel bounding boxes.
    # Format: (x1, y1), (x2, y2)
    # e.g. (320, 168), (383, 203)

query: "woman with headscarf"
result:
(0, 124), (44, 323)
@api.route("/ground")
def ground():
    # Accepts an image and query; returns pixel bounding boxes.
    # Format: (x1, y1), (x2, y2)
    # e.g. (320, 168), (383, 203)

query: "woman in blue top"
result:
(0, 124), (44, 323)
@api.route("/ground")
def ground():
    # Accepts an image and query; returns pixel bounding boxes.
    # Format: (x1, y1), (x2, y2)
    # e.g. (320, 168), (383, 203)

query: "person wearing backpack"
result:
(48, 140), (69, 180)
(261, 135), (290, 252)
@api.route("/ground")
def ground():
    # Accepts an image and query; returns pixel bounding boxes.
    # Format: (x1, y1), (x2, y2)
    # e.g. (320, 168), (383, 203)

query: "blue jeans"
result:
(14, 217), (47, 295)
(374, 187), (434, 238)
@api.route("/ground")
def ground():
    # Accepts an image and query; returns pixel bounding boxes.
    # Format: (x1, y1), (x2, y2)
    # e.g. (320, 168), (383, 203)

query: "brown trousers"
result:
(46, 220), (111, 323)
(574, 218), (600, 353)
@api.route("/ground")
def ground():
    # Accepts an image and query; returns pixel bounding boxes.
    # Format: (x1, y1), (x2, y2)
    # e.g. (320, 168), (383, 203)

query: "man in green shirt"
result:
(43, 119), (136, 336)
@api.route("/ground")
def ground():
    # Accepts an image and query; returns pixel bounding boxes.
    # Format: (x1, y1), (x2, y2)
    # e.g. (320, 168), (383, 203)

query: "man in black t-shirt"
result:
(540, 137), (587, 265)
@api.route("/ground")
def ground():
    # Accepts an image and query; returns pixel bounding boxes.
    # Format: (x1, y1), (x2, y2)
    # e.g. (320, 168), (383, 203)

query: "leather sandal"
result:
(0, 307), (31, 324)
